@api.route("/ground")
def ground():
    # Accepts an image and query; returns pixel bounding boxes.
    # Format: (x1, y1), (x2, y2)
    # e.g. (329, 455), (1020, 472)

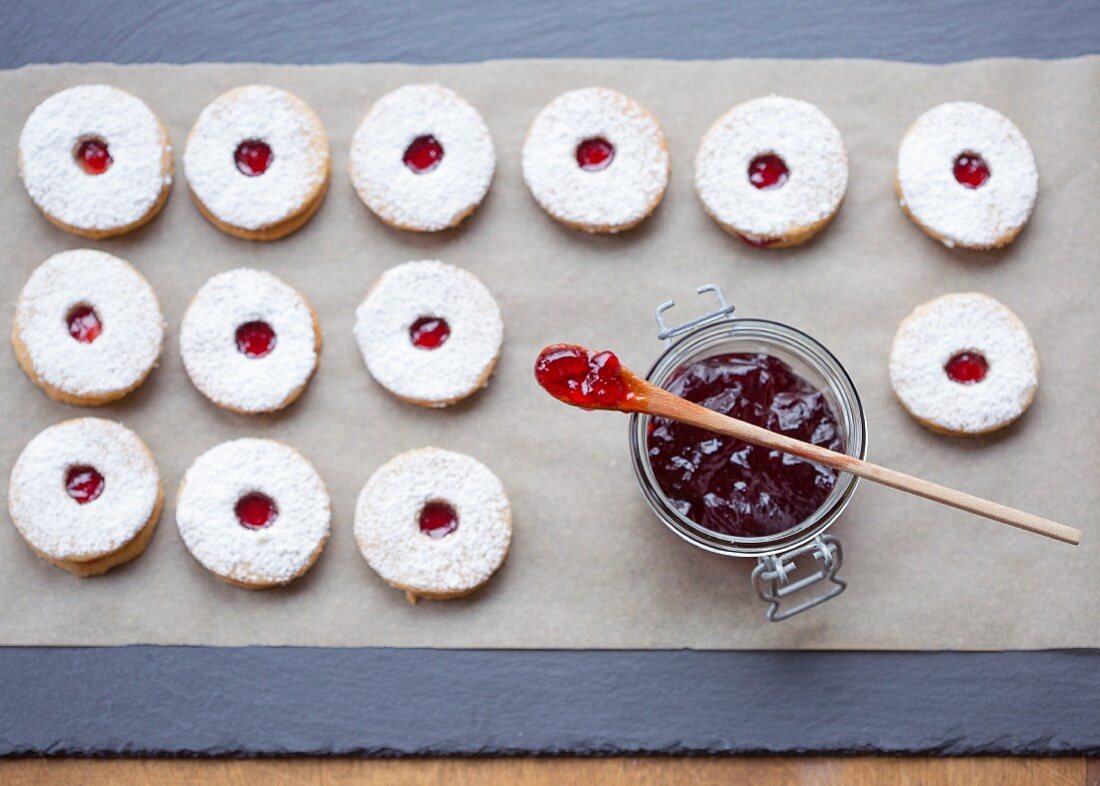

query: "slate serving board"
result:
(2, 0), (1099, 757)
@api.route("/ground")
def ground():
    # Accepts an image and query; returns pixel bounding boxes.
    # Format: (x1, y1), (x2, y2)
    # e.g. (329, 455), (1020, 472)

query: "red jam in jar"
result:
(646, 352), (843, 538)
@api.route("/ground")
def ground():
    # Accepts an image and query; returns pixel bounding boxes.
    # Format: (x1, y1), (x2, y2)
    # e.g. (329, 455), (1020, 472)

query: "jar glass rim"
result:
(629, 317), (868, 557)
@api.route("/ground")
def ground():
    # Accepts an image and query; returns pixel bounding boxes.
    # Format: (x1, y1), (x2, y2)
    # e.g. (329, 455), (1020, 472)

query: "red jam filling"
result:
(235, 140), (273, 176)
(735, 233), (777, 248)
(953, 152), (990, 189)
(235, 321), (276, 358)
(748, 153), (789, 190)
(535, 344), (632, 408)
(409, 316), (451, 350)
(647, 352), (844, 538)
(236, 492), (278, 529)
(419, 500), (459, 538)
(66, 466), (105, 505)
(945, 351), (988, 384)
(575, 137), (615, 171)
(75, 138), (112, 175)
(67, 305), (102, 343)
(403, 135), (444, 174)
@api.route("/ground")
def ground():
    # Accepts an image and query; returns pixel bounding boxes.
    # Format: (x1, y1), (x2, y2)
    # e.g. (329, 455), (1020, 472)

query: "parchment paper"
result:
(1, 58), (1097, 649)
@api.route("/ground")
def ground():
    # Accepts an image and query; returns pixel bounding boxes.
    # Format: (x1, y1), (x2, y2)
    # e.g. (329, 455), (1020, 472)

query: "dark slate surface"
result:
(3, 0), (1099, 758)
(3, 0), (1100, 67)
(3, 647), (1100, 756)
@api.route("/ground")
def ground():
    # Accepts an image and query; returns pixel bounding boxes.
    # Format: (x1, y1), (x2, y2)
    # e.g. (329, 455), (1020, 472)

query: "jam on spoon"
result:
(534, 344), (635, 408)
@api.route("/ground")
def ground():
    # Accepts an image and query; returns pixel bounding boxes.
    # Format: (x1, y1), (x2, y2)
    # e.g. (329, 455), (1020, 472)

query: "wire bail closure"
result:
(655, 284), (736, 346)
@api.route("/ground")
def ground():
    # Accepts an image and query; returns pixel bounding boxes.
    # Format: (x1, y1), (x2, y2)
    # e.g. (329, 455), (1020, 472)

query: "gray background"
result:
(3, 0), (1099, 757)
(5, 0), (1100, 67)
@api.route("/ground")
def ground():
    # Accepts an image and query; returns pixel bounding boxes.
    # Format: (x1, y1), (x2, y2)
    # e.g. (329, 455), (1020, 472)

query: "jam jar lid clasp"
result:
(751, 534), (847, 622)
(655, 284), (736, 346)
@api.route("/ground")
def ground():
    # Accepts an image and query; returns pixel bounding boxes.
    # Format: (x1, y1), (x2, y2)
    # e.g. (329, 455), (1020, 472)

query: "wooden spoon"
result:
(534, 343), (1081, 546)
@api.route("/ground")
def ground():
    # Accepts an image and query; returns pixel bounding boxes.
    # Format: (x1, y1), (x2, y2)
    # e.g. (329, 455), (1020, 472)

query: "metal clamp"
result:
(654, 285), (736, 346)
(751, 535), (846, 622)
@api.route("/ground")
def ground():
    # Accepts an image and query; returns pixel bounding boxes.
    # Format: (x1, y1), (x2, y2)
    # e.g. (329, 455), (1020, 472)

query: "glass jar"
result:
(628, 286), (867, 621)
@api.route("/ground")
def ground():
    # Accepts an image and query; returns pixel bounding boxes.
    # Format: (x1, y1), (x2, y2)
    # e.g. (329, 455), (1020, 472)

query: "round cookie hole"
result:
(235, 320), (277, 358)
(945, 351), (989, 384)
(235, 492), (278, 529)
(575, 137), (615, 171)
(66, 304), (102, 343)
(408, 316), (450, 350)
(74, 137), (112, 175)
(953, 152), (990, 189)
(748, 153), (789, 190)
(418, 500), (458, 539)
(234, 139), (274, 177)
(65, 465), (105, 505)
(403, 135), (444, 174)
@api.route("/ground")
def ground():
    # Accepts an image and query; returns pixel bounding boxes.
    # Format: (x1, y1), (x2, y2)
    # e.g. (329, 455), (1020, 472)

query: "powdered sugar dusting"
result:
(522, 87), (669, 231)
(350, 84), (495, 231)
(15, 249), (164, 399)
(354, 260), (503, 406)
(355, 448), (511, 597)
(183, 85), (328, 231)
(890, 292), (1039, 434)
(8, 418), (160, 561)
(19, 85), (170, 232)
(897, 102), (1038, 248)
(695, 95), (848, 241)
(180, 268), (319, 413)
(176, 438), (330, 586)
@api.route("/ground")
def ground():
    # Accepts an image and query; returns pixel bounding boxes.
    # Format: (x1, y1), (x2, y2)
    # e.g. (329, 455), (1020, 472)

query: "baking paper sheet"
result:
(1, 58), (1097, 648)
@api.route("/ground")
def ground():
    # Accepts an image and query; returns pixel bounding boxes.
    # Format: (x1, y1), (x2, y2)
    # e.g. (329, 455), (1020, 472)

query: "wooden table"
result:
(0, 757), (1093, 784)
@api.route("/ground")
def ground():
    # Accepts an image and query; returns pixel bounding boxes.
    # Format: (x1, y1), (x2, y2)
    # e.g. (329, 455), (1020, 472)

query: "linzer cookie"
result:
(695, 95), (848, 248)
(354, 260), (503, 408)
(354, 447), (512, 603)
(179, 268), (321, 414)
(176, 438), (331, 589)
(8, 418), (163, 576)
(18, 84), (173, 239)
(889, 292), (1039, 435)
(349, 84), (496, 232)
(895, 102), (1038, 249)
(12, 249), (165, 406)
(183, 85), (330, 240)
(522, 87), (670, 233)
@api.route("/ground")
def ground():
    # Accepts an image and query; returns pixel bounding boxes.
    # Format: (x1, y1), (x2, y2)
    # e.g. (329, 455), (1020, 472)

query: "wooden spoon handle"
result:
(645, 386), (1081, 546)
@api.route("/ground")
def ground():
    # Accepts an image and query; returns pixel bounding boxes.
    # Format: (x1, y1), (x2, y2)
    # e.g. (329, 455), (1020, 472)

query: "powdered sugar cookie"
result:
(177, 438), (330, 589)
(896, 102), (1039, 249)
(183, 85), (330, 241)
(12, 249), (165, 406)
(18, 85), (173, 239)
(522, 87), (670, 233)
(355, 447), (512, 603)
(354, 260), (503, 408)
(8, 418), (163, 577)
(889, 293), (1039, 435)
(695, 95), (848, 248)
(180, 268), (320, 414)
(349, 84), (495, 232)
